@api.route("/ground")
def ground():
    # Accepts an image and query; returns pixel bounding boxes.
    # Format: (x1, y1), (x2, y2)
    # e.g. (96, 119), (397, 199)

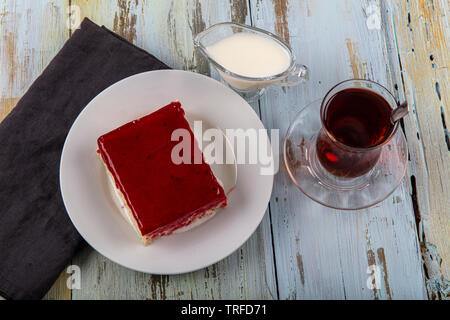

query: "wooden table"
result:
(0, 0), (448, 300)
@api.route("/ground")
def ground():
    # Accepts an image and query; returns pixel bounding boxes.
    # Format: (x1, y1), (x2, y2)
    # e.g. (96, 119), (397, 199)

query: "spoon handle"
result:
(391, 101), (409, 123)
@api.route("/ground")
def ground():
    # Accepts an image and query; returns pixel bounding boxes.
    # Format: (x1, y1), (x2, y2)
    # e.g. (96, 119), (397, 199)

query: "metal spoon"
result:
(391, 101), (409, 124)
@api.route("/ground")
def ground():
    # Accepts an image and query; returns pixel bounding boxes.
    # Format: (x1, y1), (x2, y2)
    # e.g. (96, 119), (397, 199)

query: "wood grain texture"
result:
(44, 270), (72, 300)
(0, 0), (71, 300)
(69, 0), (277, 300)
(250, 0), (427, 299)
(0, 0), (68, 120)
(1, 0), (447, 300)
(389, 0), (449, 299)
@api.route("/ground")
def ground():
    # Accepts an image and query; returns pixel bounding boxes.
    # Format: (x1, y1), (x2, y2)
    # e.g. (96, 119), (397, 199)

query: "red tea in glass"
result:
(316, 86), (396, 178)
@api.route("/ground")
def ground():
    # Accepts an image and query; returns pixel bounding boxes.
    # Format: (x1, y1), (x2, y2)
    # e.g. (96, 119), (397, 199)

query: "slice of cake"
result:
(97, 101), (227, 245)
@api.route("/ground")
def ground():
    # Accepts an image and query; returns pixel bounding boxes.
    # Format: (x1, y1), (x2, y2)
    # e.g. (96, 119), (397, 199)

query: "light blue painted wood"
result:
(3, 0), (445, 300)
(250, 0), (427, 299)
(0, 0), (68, 117)
(68, 0), (278, 300)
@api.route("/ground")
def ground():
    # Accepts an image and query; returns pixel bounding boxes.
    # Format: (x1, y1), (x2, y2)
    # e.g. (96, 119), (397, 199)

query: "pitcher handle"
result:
(274, 64), (309, 87)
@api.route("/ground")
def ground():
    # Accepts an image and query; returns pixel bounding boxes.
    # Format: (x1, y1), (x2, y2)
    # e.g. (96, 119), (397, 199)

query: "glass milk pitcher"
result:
(194, 22), (309, 102)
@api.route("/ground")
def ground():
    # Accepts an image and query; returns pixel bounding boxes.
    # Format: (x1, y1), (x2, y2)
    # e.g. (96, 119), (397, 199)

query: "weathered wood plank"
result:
(389, 0), (449, 299)
(69, 0), (277, 300)
(0, 0), (71, 300)
(2, 0), (446, 300)
(0, 0), (68, 120)
(44, 270), (72, 300)
(250, 0), (427, 299)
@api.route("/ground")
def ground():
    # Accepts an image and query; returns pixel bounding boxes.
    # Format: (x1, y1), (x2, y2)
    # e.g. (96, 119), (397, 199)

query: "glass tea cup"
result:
(315, 79), (400, 178)
(194, 22), (309, 101)
(283, 79), (408, 210)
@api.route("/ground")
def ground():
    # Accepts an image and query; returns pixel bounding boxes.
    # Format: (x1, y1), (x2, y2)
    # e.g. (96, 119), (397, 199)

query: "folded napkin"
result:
(0, 18), (170, 300)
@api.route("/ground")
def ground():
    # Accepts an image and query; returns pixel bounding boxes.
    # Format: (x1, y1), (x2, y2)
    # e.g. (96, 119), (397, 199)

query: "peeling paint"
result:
(393, 196), (402, 204)
(421, 242), (450, 299)
(1, 10), (31, 117)
(366, 249), (379, 300)
(272, 0), (290, 44)
(204, 264), (218, 279)
(211, 263), (218, 278)
(190, 1), (206, 36)
(166, 2), (182, 67)
(418, 0), (445, 51)
(435, 82), (441, 100)
(4, 31), (16, 93)
(296, 254), (305, 285)
(150, 275), (168, 300)
(440, 106), (450, 151)
(189, 1), (210, 75)
(345, 38), (366, 78)
(376, 248), (392, 299)
(229, 0), (248, 24)
(410, 175), (422, 237)
(393, 0), (450, 291)
(3, 0), (446, 301)
(113, 0), (137, 43)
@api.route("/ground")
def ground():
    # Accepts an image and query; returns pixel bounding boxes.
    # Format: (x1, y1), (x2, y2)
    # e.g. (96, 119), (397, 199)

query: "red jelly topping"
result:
(97, 102), (227, 236)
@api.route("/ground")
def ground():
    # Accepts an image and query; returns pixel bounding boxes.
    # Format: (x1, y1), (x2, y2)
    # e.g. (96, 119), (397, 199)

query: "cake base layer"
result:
(104, 161), (220, 245)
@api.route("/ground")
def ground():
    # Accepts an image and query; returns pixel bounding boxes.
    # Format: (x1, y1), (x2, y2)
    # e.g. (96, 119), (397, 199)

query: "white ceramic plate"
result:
(60, 70), (273, 274)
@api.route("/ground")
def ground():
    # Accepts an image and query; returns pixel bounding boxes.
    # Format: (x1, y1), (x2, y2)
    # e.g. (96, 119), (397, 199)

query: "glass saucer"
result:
(283, 99), (408, 210)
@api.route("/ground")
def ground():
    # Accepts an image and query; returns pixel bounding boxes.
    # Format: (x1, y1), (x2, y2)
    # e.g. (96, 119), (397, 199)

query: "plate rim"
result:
(60, 69), (274, 274)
